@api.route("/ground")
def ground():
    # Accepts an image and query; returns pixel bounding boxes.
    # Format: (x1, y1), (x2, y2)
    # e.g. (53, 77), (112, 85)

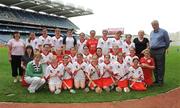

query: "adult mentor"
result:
(150, 20), (170, 86)
(133, 30), (149, 58)
(8, 31), (25, 83)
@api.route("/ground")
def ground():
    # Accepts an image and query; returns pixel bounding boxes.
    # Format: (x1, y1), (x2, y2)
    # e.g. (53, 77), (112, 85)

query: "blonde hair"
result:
(34, 51), (42, 58)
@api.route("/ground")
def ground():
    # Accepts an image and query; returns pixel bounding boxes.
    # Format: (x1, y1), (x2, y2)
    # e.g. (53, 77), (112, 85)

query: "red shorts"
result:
(65, 50), (71, 55)
(62, 79), (73, 89)
(102, 77), (113, 87)
(130, 81), (147, 91)
(117, 80), (128, 88)
(89, 79), (102, 89)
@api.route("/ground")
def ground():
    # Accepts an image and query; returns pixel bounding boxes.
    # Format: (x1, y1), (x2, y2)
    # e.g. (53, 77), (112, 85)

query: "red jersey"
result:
(140, 57), (155, 86)
(86, 38), (98, 55)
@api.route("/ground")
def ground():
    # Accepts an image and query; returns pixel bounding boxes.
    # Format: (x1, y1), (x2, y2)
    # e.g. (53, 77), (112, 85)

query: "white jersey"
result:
(64, 37), (75, 50)
(77, 40), (87, 53)
(83, 54), (92, 64)
(113, 61), (128, 81)
(99, 62), (114, 78)
(41, 52), (53, 75)
(51, 36), (63, 50)
(87, 64), (101, 80)
(123, 41), (135, 55)
(38, 35), (52, 46)
(25, 38), (38, 50)
(45, 65), (64, 84)
(98, 56), (104, 64)
(128, 66), (144, 82)
(111, 38), (124, 49)
(73, 62), (88, 80)
(97, 38), (111, 55)
(124, 55), (136, 67)
(69, 55), (77, 63)
(110, 53), (118, 63)
(59, 63), (74, 80)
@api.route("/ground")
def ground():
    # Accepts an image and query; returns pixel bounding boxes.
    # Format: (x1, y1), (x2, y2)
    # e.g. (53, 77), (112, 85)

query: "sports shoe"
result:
(13, 78), (18, 83)
(19, 78), (22, 82)
(54, 89), (61, 94)
(84, 87), (90, 93)
(115, 87), (122, 92)
(104, 87), (110, 92)
(124, 87), (130, 93)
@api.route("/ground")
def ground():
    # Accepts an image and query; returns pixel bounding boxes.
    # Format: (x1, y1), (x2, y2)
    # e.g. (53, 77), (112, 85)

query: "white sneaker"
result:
(28, 88), (35, 94)
(124, 87), (130, 93)
(13, 79), (18, 83)
(115, 87), (122, 92)
(54, 89), (61, 94)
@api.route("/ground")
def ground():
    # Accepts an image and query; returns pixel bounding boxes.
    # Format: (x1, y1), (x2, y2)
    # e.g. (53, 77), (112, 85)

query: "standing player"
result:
(128, 56), (147, 91)
(77, 32), (87, 53)
(111, 31), (124, 53)
(86, 30), (98, 55)
(73, 53), (87, 89)
(97, 30), (111, 55)
(25, 32), (38, 51)
(140, 49), (155, 86)
(123, 34), (135, 55)
(46, 56), (64, 94)
(51, 28), (63, 52)
(38, 28), (52, 48)
(63, 29), (77, 54)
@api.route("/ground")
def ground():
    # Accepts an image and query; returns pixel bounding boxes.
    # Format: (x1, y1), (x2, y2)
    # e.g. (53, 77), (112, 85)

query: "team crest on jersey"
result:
(76, 65), (78, 69)
(118, 65), (120, 68)
(126, 46), (128, 48)
(101, 42), (104, 44)
(108, 42), (110, 45)
(147, 59), (151, 63)
(138, 71), (141, 74)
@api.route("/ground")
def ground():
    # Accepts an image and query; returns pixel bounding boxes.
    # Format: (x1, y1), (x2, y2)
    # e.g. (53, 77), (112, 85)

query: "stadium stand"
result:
(0, 0), (93, 42)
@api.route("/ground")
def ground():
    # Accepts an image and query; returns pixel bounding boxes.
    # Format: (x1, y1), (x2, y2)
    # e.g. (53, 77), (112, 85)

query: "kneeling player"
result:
(46, 56), (63, 94)
(73, 53), (87, 89)
(113, 53), (130, 93)
(128, 56), (147, 91)
(100, 54), (114, 92)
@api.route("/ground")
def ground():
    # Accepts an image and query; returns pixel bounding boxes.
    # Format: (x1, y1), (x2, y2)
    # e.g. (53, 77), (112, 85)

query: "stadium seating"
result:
(0, 6), (78, 29)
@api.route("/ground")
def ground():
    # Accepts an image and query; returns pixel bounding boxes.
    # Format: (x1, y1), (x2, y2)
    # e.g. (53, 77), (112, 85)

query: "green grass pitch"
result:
(0, 46), (180, 103)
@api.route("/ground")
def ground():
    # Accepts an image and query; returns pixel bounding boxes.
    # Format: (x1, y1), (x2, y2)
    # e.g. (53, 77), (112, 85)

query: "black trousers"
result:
(150, 48), (166, 84)
(11, 55), (23, 77)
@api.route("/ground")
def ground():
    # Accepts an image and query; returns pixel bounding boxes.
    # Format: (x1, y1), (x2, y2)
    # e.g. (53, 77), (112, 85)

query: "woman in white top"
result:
(25, 32), (38, 50)
(8, 31), (25, 83)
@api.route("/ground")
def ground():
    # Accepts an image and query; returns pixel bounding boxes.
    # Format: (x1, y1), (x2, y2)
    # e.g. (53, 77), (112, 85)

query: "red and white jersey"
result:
(83, 53), (92, 64)
(77, 40), (87, 53)
(64, 37), (75, 50)
(69, 55), (77, 63)
(111, 38), (124, 49)
(124, 55), (137, 67)
(128, 66), (144, 82)
(25, 38), (38, 50)
(86, 64), (101, 80)
(59, 63), (74, 80)
(98, 56), (104, 64)
(7, 39), (25, 56)
(86, 38), (98, 55)
(113, 61), (128, 81)
(99, 62), (114, 78)
(97, 38), (111, 55)
(73, 62), (88, 80)
(123, 41), (135, 55)
(51, 36), (63, 50)
(45, 64), (63, 83)
(41, 52), (53, 64)
(110, 53), (118, 63)
(38, 35), (52, 46)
